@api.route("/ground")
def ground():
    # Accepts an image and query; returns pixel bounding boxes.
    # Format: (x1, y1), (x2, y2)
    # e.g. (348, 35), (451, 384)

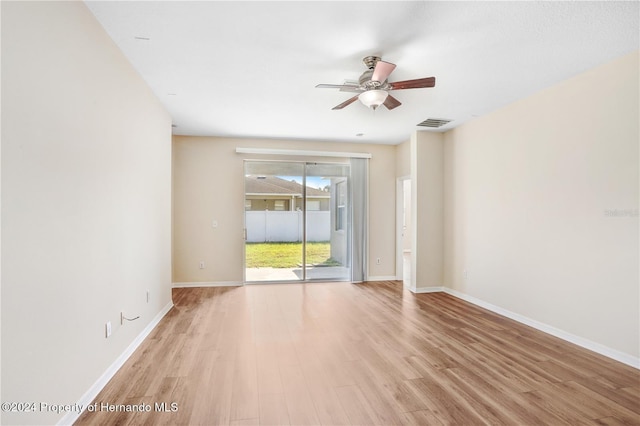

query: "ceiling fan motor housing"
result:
(360, 56), (389, 89)
(362, 55), (381, 69)
(359, 70), (378, 87)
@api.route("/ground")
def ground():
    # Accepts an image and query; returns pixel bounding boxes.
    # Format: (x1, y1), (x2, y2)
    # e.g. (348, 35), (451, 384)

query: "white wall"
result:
(444, 51), (639, 361)
(1, 2), (172, 424)
(172, 137), (397, 284)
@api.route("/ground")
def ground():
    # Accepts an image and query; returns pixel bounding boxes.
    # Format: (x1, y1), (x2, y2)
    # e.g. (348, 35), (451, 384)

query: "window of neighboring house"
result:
(307, 200), (320, 211)
(245, 200), (252, 210)
(335, 181), (346, 231)
(274, 200), (286, 211)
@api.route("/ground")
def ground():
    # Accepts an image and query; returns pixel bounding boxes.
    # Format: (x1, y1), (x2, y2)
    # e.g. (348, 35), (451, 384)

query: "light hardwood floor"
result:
(76, 281), (640, 425)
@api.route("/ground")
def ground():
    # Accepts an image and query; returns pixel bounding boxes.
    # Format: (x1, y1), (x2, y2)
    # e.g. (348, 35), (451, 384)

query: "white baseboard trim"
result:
(442, 288), (640, 370)
(172, 281), (243, 288)
(367, 275), (399, 281)
(410, 286), (445, 293)
(58, 302), (174, 426)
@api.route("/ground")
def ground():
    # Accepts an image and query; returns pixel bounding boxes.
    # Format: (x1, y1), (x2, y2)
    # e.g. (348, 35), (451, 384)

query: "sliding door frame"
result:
(243, 159), (351, 283)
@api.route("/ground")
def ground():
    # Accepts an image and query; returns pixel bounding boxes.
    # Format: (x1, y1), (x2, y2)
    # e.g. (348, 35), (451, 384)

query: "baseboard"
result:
(172, 281), (243, 288)
(57, 301), (174, 426)
(410, 286), (445, 293)
(367, 275), (399, 281)
(442, 288), (640, 370)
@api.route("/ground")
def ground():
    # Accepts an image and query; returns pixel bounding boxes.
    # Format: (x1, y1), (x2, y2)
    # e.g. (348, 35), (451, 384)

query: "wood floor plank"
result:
(256, 353), (284, 395)
(594, 416), (628, 425)
(187, 350), (234, 425)
(403, 376), (487, 425)
(405, 348), (458, 372)
(341, 360), (406, 425)
(441, 367), (531, 425)
(520, 389), (598, 424)
(402, 409), (446, 426)
(560, 381), (640, 424)
(257, 393), (290, 426)
(446, 366), (569, 425)
(306, 382), (351, 425)
(229, 418), (259, 426)
(229, 350), (259, 422)
(438, 338), (534, 394)
(380, 379), (429, 414)
(334, 385), (379, 425)
(278, 364), (320, 425)
(75, 282), (640, 426)
(469, 340), (556, 389)
(574, 376), (640, 415)
(293, 337), (353, 425)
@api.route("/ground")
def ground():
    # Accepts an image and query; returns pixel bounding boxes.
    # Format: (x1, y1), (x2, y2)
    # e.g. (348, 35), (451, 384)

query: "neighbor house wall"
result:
(1, 2), (172, 424)
(172, 137), (397, 284)
(443, 50), (639, 361)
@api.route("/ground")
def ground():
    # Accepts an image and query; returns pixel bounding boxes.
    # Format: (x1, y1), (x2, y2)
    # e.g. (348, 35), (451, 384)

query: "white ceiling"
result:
(85, 1), (638, 145)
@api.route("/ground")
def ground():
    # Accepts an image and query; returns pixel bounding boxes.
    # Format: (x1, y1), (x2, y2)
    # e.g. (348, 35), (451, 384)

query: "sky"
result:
(280, 176), (329, 190)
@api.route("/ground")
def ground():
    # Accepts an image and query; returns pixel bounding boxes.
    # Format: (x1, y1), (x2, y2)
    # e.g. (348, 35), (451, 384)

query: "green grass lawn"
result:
(246, 242), (341, 268)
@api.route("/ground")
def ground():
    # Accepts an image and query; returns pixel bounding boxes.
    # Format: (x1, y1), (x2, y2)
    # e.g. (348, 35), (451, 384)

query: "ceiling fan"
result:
(316, 55), (436, 111)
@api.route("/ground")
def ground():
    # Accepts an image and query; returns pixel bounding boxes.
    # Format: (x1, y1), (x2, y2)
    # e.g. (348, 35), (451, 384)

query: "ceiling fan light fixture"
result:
(358, 89), (388, 110)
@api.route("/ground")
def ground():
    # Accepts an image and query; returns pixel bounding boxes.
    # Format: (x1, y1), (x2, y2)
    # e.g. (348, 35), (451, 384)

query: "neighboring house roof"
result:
(245, 176), (328, 197)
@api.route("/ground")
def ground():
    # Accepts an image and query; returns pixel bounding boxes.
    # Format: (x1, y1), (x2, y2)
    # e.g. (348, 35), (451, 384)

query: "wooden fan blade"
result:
(332, 95), (359, 110)
(382, 95), (402, 110)
(316, 84), (362, 93)
(371, 60), (396, 83)
(389, 77), (436, 90)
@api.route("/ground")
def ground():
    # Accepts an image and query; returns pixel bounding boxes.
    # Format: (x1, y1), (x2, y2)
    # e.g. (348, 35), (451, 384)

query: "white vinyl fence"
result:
(246, 211), (330, 242)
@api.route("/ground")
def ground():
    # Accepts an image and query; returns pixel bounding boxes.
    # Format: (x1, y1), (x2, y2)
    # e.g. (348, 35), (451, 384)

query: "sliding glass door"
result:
(244, 160), (351, 282)
(305, 163), (350, 281)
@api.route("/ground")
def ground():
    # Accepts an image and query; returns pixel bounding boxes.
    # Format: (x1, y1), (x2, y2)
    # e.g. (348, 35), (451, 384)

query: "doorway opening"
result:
(396, 177), (412, 287)
(244, 160), (351, 282)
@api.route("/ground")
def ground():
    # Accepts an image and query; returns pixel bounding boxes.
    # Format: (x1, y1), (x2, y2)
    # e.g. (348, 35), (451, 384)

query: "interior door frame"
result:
(396, 176), (411, 282)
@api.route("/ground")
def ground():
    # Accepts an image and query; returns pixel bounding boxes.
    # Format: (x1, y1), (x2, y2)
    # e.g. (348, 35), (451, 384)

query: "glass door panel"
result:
(244, 161), (305, 282)
(305, 163), (351, 281)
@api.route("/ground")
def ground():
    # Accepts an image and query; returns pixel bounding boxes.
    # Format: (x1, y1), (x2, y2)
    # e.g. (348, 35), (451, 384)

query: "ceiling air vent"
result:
(417, 118), (452, 128)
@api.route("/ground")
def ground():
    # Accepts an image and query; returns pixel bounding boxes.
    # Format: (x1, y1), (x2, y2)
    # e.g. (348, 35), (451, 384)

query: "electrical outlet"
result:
(376, 257), (381, 265)
(105, 321), (112, 338)
(199, 261), (205, 269)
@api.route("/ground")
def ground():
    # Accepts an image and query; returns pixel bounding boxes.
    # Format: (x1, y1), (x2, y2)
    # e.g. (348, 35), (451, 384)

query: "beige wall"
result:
(443, 51), (639, 359)
(395, 139), (411, 178)
(1, 2), (172, 424)
(412, 132), (445, 291)
(394, 133), (445, 290)
(172, 137), (397, 283)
